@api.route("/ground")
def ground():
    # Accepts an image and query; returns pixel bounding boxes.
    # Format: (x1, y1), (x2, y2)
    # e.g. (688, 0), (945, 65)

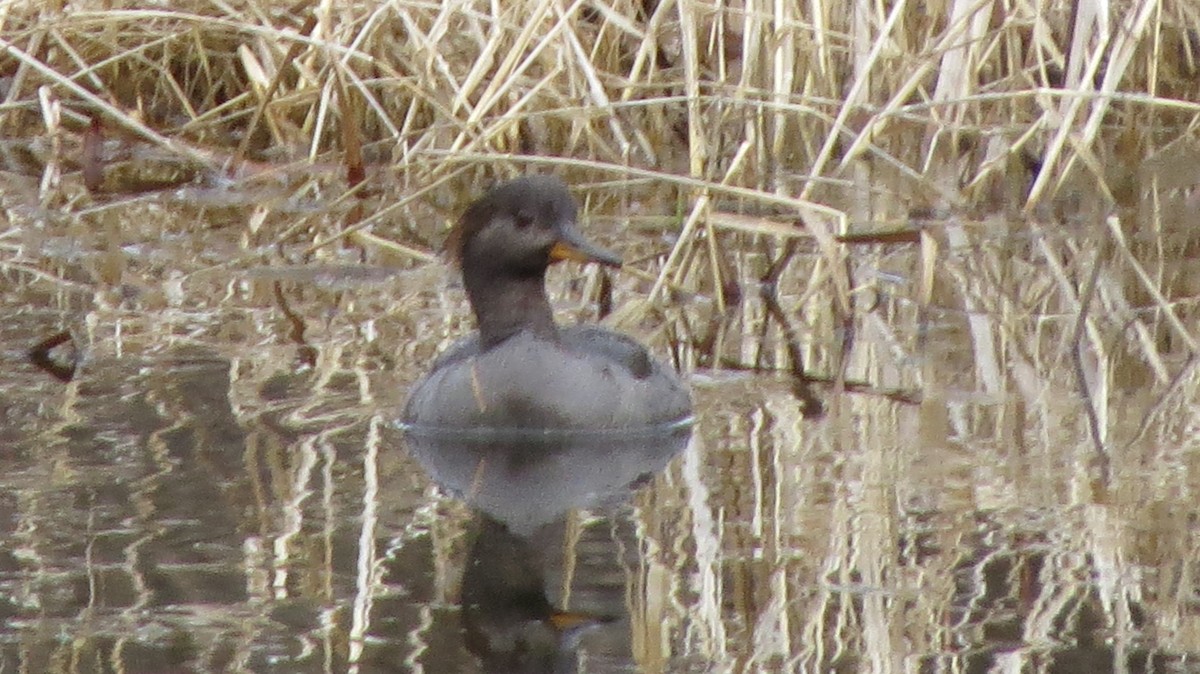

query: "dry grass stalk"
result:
(1, 0), (1197, 428)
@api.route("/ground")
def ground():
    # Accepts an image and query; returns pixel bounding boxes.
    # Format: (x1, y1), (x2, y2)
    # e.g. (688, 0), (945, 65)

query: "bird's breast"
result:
(403, 330), (690, 430)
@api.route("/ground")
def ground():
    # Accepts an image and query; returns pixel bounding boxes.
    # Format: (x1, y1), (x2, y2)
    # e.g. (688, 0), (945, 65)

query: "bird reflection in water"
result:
(402, 422), (692, 673)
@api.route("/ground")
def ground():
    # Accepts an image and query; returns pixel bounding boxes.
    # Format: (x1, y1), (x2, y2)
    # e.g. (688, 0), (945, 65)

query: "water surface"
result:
(2, 179), (1198, 673)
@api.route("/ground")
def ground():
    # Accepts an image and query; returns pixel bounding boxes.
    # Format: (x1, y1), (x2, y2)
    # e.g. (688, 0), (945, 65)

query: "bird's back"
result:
(403, 326), (691, 430)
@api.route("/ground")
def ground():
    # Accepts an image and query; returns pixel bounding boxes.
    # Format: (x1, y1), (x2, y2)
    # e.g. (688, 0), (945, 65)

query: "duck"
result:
(402, 175), (692, 431)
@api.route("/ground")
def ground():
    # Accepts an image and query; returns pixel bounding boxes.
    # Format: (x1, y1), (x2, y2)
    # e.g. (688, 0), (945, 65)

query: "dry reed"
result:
(2, 2), (1200, 669)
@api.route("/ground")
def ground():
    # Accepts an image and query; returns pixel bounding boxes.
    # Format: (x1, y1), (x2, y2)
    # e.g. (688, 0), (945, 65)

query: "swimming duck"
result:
(402, 175), (692, 431)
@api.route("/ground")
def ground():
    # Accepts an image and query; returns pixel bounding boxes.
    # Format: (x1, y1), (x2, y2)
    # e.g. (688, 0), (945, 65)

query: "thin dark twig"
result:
(761, 288), (825, 418)
(28, 329), (77, 382)
(1070, 238), (1111, 480)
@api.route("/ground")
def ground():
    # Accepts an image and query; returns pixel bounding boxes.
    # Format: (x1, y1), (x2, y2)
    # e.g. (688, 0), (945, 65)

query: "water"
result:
(2, 185), (1198, 673)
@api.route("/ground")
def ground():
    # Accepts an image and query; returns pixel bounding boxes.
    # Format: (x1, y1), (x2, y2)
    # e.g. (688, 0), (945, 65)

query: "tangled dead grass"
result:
(2, 0), (1199, 442)
(4, 1), (1196, 206)
(3, 4), (1200, 666)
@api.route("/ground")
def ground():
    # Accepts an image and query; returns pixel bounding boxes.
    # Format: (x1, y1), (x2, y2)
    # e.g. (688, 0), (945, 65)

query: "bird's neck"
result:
(463, 266), (558, 349)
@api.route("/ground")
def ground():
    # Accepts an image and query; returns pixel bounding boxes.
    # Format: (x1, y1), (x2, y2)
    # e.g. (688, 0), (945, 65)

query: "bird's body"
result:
(402, 175), (691, 431)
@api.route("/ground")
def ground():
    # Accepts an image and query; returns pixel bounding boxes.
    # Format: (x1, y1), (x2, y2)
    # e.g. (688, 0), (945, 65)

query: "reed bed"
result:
(2, 1), (1200, 671)
(3, 1), (1195, 211)
(4, 0), (1197, 385)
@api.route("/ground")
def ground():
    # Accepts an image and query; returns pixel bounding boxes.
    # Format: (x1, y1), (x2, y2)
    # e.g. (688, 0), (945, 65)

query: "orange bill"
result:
(549, 225), (623, 267)
(548, 610), (610, 631)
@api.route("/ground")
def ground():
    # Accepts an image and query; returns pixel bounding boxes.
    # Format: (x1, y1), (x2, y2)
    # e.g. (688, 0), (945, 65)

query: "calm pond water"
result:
(2, 180), (1198, 674)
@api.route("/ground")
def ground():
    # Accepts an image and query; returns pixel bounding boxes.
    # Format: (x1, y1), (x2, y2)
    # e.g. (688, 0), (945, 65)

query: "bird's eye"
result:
(514, 212), (534, 229)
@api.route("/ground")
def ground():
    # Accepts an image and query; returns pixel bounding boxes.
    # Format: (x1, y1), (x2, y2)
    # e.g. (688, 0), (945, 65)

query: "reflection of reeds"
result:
(2, 1), (1199, 671)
